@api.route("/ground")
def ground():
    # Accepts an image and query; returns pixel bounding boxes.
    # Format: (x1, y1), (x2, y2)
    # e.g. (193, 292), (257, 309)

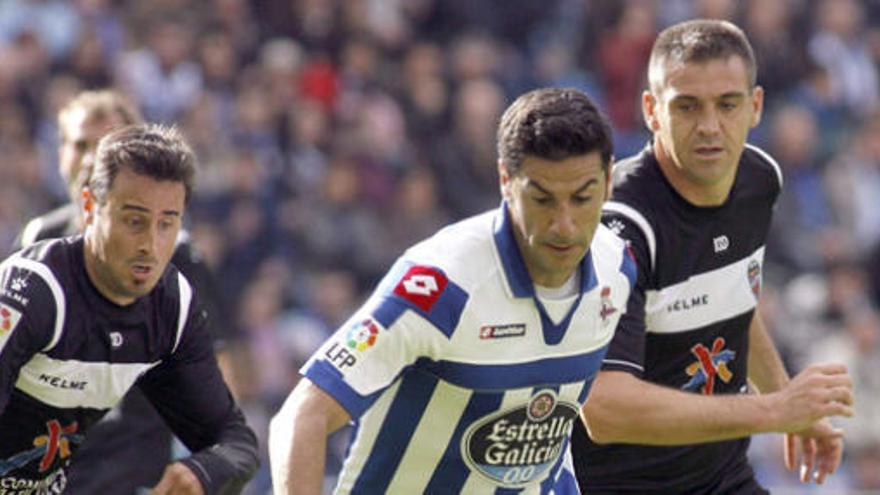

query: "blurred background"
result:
(1, 0), (879, 493)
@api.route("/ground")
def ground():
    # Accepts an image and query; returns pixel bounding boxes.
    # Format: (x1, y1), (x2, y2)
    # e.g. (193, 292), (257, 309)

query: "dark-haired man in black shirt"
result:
(0, 124), (257, 494)
(572, 19), (854, 494)
(15, 89), (239, 494)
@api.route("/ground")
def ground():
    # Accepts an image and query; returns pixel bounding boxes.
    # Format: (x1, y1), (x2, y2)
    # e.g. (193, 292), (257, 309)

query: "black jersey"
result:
(571, 144), (783, 494)
(0, 237), (257, 494)
(15, 204), (236, 494)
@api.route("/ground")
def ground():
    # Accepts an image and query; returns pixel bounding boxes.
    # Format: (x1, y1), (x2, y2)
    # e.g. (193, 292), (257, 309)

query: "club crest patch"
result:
(0, 302), (22, 338)
(747, 260), (761, 299)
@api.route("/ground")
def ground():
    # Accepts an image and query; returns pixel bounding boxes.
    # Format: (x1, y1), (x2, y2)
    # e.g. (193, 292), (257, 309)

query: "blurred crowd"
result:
(2, 0), (880, 493)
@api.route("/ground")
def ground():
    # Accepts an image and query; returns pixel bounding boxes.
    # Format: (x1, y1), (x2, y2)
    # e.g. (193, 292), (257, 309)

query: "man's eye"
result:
(532, 197), (551, 205)
(573, 196), (592, 205)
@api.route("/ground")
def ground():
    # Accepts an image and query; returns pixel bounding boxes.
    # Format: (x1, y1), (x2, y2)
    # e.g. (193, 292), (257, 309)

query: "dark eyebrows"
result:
(526, 178), (599, 196)
(120, 204), (181, 217)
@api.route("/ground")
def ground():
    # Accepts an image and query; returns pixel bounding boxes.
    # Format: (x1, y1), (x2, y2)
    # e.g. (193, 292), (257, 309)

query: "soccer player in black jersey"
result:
(571, 20), (854, 494)
(15, 90), (238, 494)
(0, 125), (257, 494)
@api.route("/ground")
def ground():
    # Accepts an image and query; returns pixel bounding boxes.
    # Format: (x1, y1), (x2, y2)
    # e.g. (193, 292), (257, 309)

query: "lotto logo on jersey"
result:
(393, 265), (448, 312)
(346, 318), (379, 351)
(0, 303), (22, 337)
(461, 389), (578, 488)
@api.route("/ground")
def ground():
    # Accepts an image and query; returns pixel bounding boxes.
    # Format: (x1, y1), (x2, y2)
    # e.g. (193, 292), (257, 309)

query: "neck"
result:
(653, 139), (734, 207)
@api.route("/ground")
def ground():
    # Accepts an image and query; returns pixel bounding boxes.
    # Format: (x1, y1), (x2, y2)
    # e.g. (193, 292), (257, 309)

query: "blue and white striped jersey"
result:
(303, 204), (636, 494)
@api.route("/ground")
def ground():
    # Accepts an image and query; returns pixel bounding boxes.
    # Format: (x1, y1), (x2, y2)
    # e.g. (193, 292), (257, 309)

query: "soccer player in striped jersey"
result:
(570, 19), (854, 494)
(0, 124), (258, 494)
(270, 88), (634, 494)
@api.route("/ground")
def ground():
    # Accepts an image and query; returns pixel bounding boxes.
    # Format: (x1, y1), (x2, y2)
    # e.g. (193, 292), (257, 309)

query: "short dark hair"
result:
(497, 88), (613, 174)
(648, 19), (757, 93)
(89, 124), (197, 204)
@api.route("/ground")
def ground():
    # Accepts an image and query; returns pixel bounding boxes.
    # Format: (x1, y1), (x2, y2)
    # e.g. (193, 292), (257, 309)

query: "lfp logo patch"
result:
(346, 318), (379, 352)
(462, 389), (578, 488)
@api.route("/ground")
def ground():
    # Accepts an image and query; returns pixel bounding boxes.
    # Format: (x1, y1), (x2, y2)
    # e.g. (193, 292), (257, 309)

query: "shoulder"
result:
(364, 213), (497, 337)
(592, 224), (637, 286)
(610, 149), (658, 196)
(149, 265), (198, 354)
(1, 239), (70, 351)
(19, 204), (78, 248)
(402, 210), (498, 291)
(740, 143), (783, 196)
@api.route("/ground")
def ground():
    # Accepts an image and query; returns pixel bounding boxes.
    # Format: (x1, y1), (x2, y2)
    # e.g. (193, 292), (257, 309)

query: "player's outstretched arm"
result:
(581, 362), (853, 446)
(270, 377), (351, 495)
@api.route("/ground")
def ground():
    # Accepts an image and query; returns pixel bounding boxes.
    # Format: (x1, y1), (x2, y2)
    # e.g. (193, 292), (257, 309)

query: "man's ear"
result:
(642, 90), (660, 132)
(498, 159), (511, 199)
(604, 161), (614, 200)
(81, 187), (96, 225)
(750, 85), (765, 128)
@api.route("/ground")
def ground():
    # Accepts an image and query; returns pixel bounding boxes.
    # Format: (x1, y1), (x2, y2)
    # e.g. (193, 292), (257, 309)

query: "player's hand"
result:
(783, 419), (844, 485)
(150, 462), (205, 495)
(769, 363), (853, 433)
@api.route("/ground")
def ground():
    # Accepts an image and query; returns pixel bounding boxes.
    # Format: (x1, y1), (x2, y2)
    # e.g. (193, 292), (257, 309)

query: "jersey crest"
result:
(0, 303), (22, 340)
(392, 265), (448, 313)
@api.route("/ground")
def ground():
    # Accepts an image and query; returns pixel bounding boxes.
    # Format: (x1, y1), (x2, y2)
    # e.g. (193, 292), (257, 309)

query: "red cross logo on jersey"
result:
(34, 420), (79, 471)
(682, 337), (736, 395)
(393, 265), (448, 312)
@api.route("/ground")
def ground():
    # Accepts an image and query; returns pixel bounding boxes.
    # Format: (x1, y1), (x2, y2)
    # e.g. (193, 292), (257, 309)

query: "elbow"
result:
(580, 408), (618, 445)
(580, 390), (629, 444)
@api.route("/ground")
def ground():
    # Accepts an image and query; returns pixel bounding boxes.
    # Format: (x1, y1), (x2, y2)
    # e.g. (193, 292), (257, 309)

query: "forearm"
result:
(747, 310), (789, 393)
(582, 371), (778, 445)
(182, 407), (260, 495)
(269, 381), (349, 495)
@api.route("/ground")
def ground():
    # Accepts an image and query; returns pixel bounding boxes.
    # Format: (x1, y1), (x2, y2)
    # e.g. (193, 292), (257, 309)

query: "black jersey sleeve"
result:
(138, 286), (258, 494)
(600, 213), (650, 376)
(0, 259), (59, 414)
